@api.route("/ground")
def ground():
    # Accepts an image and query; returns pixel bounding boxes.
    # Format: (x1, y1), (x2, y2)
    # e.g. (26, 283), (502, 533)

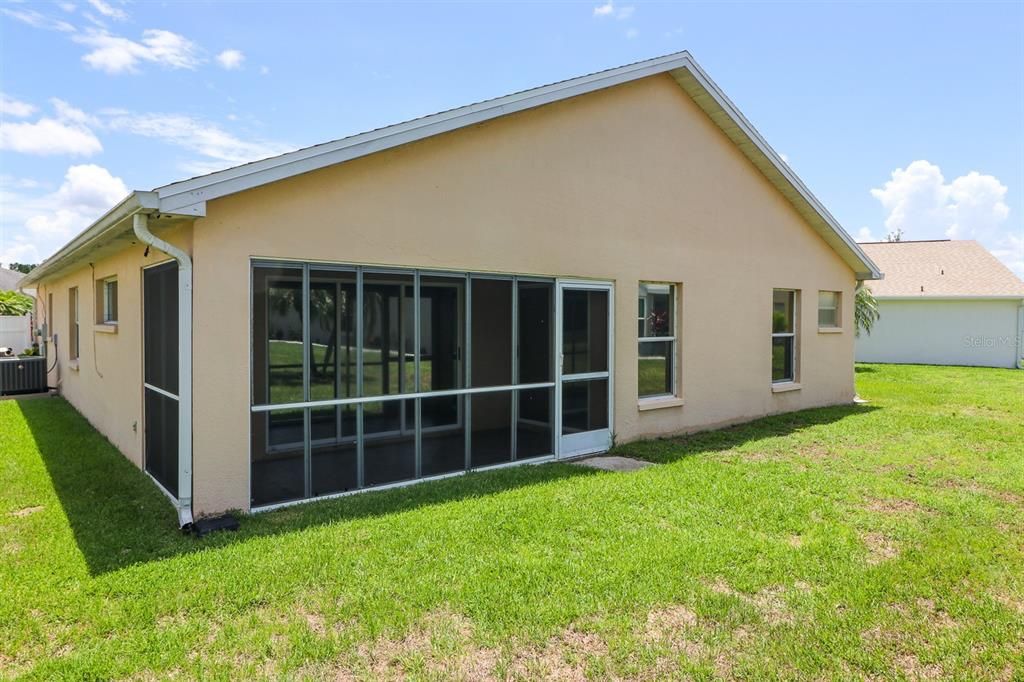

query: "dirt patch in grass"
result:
(992, 591), (1024, 615)
(508, 627), (608, 681)
(706, 579), (794, 626)
(349, 608), (499, 681)
(642, 605), (705, 660)
(9, 505), (43, 517)
(861, 531), (900, 564)
(865, 497), (934, 516)
(894, 653), (945, 681)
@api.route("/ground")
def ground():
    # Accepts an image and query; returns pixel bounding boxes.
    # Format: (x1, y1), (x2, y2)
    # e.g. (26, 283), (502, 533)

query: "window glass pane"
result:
(562, 379), (608, 434)
(518, 280), (553, 383)
(818, 307), (838, 328)
(639, 283), (672, 337)
(310, 405), (357, 496)
(105, 280), (118, 322)
(470, 278), (512, 387)
(470, 390), (512, 467)
(363, 273), (413, 398)
(364, 399), (415, 486)
(421, 395), (466, 477)
(251, 408), (304, 506)
(638, 341), (673, 398)
(309, 269), (356, 403)
(253, 265), (303, 405)
(818, 291), (837, 309)
(562, 289), (608, 374)
(772, 337), (794, 382)
(517, 387), (553, 459)
(772, 290), (794, 333)
(420, 276), (464, 392)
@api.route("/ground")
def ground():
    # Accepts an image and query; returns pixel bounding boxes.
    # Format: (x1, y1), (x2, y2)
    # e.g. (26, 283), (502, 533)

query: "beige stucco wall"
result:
(189, 73), (858, 515)
(35, 226), (192, 472)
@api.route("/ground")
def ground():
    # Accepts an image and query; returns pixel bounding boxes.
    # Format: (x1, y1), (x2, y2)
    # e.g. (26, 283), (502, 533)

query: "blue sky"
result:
(1, 1), (1022, 275)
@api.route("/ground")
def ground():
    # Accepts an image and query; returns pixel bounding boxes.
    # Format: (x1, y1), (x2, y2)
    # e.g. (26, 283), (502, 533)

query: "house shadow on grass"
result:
(18, 396), (877, 576)
(612, 402), (879, 465)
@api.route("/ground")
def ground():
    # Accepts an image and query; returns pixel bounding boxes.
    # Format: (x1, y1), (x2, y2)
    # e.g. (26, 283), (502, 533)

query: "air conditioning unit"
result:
(0, 357), (47, 396)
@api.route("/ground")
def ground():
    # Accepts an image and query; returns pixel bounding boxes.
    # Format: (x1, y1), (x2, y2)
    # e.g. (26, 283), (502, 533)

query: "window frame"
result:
(98, 276), (118, 324)
(68, 286), (80, 361)
(637, 281), (678, 401)
(771, 289), (797, 384)
(817, 290), (841, 330)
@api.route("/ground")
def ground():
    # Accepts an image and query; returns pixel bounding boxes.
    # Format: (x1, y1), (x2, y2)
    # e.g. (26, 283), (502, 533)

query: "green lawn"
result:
(1, 364), (1022, 679)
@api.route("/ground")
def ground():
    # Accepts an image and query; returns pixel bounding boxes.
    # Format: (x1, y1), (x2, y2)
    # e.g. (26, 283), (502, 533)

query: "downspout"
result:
(133, 213), (194, 528)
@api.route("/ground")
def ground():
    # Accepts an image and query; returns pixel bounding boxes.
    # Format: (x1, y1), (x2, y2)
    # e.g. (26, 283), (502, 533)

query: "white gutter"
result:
(133, 213), (194, 528)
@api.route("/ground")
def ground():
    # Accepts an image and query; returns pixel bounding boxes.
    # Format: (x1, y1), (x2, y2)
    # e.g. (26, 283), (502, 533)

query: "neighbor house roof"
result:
(21, 51), (882, 287)
(859, 240), (1024, 298)
(0, 267), (26, 291)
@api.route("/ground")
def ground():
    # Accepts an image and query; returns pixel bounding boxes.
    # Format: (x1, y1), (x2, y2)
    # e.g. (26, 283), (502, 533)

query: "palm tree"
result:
(854, 283), (880, 337)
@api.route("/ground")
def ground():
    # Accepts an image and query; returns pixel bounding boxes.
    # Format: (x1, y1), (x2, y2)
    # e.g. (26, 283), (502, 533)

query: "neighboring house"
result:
(20, 52), (881, 526)
(856, 240), (1024, 369)
(0, 267), (33, 353)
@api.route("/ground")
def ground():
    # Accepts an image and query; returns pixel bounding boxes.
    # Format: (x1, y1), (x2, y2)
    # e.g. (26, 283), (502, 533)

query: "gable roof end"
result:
(21, 51), (881, 287)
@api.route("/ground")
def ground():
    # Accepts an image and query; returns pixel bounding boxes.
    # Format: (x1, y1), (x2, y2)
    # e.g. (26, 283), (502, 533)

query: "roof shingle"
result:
(860, 240), (1024, 298)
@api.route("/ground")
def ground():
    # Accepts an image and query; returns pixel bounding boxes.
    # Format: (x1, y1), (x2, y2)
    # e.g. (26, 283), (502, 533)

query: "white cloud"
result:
(870, 160), (1009, 241)
(104, 111), (293, 173)
(75, 28), (202, 74)
(856, 226), (879, 242)
(259, 65), (270, 76)
(1, 165), (128, 263)
(216, 49), (245, 70)
(0, 98), (102, 156)
(1, 7), (76, 32)
(593, 1), (635, 20)
(868, 160), (1019, 275)
(58, 2), (78, 12)
(0, 93), (37, 118)
(625, 27), (639, 39)
(86, 0), (127, 21)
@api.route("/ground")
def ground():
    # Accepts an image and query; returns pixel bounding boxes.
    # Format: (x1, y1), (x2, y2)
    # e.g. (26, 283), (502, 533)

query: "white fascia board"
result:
(676, 59), (882, 280)
(17, 191), (203, 287)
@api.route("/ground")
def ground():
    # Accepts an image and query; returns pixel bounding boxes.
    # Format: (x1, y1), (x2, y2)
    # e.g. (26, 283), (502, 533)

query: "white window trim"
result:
(638, 282), (678, 402)
(817, 290), (841, 331)
(772, 289), (797, 385)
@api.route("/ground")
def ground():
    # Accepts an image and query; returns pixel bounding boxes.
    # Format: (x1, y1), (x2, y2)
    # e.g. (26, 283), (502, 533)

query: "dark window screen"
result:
(144, 262), (179, 394)
(144, 261), (179, 496)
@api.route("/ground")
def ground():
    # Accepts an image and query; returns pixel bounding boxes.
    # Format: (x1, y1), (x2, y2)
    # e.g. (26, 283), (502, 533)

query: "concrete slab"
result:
(571, 455), (654, 472)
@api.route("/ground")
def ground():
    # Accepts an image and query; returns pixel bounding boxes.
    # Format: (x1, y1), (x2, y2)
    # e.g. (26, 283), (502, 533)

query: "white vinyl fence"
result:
(0, 315), (31, 354)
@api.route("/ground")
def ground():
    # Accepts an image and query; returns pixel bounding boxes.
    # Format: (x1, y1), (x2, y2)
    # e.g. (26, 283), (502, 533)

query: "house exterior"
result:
(856, 240), (1024, 369)
(20, 52), (881, 526)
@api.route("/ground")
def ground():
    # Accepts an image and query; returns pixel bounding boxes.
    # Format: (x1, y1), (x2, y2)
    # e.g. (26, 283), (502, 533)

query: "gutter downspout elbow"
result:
(133, 213), (194, 529)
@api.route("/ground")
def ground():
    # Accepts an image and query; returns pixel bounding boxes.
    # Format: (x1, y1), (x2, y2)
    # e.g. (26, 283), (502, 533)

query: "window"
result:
(638, 282), (676, 399)
(772, 289), (797, 383)
(818, 290), (840, 329)
(98, 277), (118, 324)
(68, 287), (79, 360)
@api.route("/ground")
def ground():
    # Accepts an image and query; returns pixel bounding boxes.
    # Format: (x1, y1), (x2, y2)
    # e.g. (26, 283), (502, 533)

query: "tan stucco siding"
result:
(190, 73), (856, 515)
(35, 226), (192, 473)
